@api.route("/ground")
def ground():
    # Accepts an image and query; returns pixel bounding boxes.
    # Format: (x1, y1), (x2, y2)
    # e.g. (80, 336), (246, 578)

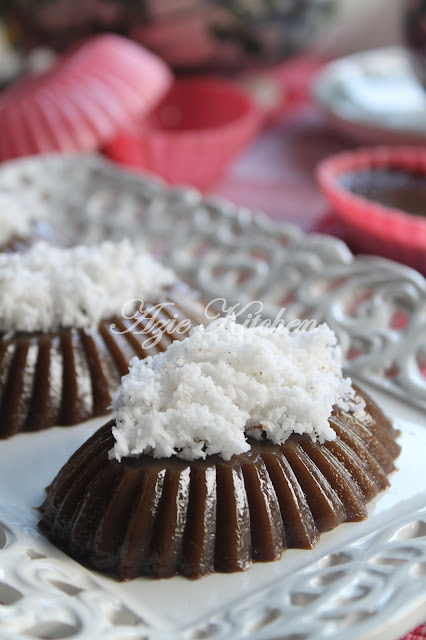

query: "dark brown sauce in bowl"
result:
(338, 168), (426, 218)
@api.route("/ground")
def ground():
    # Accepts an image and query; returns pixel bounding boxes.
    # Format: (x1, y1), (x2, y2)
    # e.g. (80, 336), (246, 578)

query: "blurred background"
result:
(0, 0), (425, 274)
(0, 0), (404, 67)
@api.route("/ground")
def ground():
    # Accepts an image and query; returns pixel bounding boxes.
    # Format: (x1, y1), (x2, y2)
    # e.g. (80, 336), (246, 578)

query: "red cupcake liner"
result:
(0, 34), (173, 160)
(316, 147), (426, 274)
(104, 77), (262, 190)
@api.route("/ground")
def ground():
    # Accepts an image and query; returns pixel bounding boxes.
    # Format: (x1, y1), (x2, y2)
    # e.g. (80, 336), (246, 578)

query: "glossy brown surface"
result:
(0, 286), (207, 437)
(339, 168), (426, 217)
(39, 385), (401, 580)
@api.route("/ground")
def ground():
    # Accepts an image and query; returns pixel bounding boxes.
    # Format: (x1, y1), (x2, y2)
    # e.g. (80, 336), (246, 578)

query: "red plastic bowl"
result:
(317, 147), (426, 274)
(104, 77), (262, 190)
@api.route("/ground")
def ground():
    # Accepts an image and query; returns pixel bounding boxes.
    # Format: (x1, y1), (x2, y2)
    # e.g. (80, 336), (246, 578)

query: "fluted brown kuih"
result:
(39, 385), (400, 580)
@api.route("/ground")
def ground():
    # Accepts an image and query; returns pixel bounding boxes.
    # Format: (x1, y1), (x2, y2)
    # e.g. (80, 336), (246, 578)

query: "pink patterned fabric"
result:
(209, 56), (426, 640)
(403, 625), (426, 640)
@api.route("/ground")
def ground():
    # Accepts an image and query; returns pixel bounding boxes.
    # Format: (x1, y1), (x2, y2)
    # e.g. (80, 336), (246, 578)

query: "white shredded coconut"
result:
(110, 317), (360, 462)
(0, 192), (43, 244)
(0, 240), (176, 333)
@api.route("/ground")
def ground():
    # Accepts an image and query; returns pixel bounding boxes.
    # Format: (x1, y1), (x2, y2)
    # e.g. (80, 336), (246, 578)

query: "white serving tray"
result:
(0, 154), (425, 640)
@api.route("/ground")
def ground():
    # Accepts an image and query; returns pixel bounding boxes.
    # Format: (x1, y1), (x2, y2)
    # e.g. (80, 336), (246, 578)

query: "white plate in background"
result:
(313, 47), (426, 145)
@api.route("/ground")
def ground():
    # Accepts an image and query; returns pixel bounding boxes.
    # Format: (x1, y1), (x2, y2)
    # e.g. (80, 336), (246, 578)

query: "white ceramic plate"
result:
(0, 154), (425, 640)
(0, 387), (425, 640)
(312, 47), (426, 145)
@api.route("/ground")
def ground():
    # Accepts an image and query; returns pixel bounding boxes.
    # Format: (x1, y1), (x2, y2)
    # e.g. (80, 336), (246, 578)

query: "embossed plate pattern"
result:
(0, 154), (425, 640)
(1, 153), (424, 410)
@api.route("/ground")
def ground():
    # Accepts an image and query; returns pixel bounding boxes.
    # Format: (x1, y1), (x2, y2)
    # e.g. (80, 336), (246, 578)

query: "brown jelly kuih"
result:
(38, 385), (401, 580)
(0, 286), (207, 438)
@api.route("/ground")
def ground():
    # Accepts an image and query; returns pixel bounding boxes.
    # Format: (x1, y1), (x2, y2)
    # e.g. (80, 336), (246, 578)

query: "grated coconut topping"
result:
(0, 240), (176, 333)
(110, 317), (361, 462)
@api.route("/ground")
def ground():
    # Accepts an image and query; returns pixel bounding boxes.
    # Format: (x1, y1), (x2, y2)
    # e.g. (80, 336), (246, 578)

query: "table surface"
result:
(212, 104), (345, 230)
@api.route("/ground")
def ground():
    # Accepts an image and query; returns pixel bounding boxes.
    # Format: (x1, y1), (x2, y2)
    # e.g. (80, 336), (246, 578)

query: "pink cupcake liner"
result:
(0, 34), (173, 160)
(316, 147), (426, 274)
(104, 77), (262, 190)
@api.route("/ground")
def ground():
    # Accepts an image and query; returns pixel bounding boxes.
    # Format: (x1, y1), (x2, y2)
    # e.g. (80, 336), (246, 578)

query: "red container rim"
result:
(316, 146), (426, 250)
